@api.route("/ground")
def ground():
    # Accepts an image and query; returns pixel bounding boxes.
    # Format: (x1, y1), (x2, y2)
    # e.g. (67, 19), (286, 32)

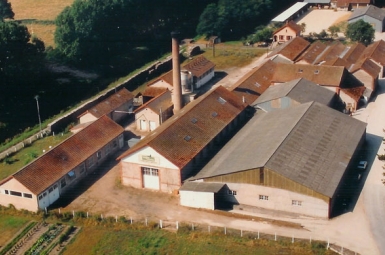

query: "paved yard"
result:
(295, 9), (352, 35)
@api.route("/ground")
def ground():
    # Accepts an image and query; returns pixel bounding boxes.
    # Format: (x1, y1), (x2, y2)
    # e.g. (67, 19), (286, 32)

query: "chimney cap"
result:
(171, 31), (181, 39)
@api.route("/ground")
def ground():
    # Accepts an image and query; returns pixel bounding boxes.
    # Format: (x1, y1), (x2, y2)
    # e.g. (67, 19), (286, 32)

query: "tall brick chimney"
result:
(171, 31), (182, 113)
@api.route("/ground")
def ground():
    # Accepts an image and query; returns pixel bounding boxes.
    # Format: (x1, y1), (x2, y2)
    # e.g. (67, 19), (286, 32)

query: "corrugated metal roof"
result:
(11, 116), (124, 195)
(349, 5), (385, 21)
(118, 86), (247, 169)
(272, 2), (308, 22)
(254, 78), (336, 107)
(84, 88), (134, 118)
(193, 102), (367, 198)
(180, 182), (225, 193)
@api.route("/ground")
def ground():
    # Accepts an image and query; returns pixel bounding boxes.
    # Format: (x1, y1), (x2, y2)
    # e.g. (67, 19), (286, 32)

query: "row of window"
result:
(38, 184), (58, 200)
(142, 167), (159, 176)
(2, 190), (32, 199)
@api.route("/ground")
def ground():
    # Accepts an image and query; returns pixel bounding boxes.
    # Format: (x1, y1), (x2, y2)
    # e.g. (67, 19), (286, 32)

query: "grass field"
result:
(0, 215), (30, 247)
(9, 0), (74, 47)
(62, 225), (335, 255)
(0, 132), (72, 180)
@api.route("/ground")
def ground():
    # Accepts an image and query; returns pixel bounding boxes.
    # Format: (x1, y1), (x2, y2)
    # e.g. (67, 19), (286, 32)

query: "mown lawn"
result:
(9, 0), (74, 47)
(0, 215), (30, 247)
(0, 132), (72, 180)
(62, 225), (335, 255)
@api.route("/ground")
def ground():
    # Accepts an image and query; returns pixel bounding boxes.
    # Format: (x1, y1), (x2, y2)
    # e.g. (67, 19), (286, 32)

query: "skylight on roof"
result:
(255, 82), (261, 88)
(191, 118), (198, 124)
(314, 70), (319, 74)
(217, 97), (227, 104)
(212, 112), (218, 117)
(298, 69), (303, 73)
(184, 135), (191, 141)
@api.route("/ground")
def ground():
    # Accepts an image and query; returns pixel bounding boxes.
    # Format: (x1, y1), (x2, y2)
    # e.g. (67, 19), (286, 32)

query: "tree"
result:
(328, 25), (340, 37)
(196, 3), (219, 38)
(300, 23), (306, 34)
(345, 20), (374, 46)
(0, 0), (14, 21)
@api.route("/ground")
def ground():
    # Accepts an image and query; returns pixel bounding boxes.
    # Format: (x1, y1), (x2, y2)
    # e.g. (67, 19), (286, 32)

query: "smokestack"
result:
(171, 31), (182, 113)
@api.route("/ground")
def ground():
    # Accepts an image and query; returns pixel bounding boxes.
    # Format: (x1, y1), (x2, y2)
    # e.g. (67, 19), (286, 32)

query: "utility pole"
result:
(34, 95), (42, 134)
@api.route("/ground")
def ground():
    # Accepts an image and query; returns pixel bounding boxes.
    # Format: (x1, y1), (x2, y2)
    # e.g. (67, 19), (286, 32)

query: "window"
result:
(10, 191), (22, 197)
(43, 192), (47, 197)
(5, 190), (9, 195)
(49, 187), (53, 193)
(292, 200), (302, 206)
(68, 170), (76, 181)
(61, 178), (67, 188)
(228, 190), (237, 195)
(106, 144), (111, 155)
(286, 36), (292, 40)
(54, 184), (58, 189)
(97, 151), (102, 159)
(259, 195), (269, 200)
(23, 193), (32, 199)
(113, 140), (117, 148)
(279, 35), (284, 40)
(87, 156), (94, 168)
(142, 167), (159, 176)
(38, 195), (43, 200)
(80, 163), (85, 174)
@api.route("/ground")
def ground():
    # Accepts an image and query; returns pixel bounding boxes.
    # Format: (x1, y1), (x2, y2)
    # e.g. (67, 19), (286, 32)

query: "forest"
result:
(0, 0), (296, 144)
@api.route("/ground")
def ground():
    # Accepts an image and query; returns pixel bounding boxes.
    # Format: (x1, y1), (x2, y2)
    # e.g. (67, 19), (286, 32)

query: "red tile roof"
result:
(350, 57), (381, 79)
(337, 0), (371, 7)
(142, 87), (168, 98)
(11, 116), (124, 195)
(183, 55), (216, 78)
(229, 60), (277, 104)
(118, 86), (247, 169)
(296, 41), (327, 64)
(342, 43), (366, 65)
(272, 63), (346, 87)
(360, 40), (385, 66)
(79, 88), (134, 118)
(268, 37), (310, 62)
(273, 21), (302, 35)
(340, 86), (366, 102)
(314, 41), (346, 65)
(322, 57), (351, 68)
(134, 90), (173, 113)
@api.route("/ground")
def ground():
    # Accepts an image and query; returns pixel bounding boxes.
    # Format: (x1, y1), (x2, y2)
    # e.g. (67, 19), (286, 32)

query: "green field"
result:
(62, 225), (333, 255)
(0, 215), (30, 247)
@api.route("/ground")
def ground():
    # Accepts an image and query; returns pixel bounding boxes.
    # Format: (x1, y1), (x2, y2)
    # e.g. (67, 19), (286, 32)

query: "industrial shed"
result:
(189, 102), (367, 218)
(180, 182), (230, 210)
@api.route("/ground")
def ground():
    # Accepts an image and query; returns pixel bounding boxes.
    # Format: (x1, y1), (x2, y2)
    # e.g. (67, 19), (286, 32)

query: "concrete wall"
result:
(226, 183), (329, 218)
(353, 70), (375, 99)
(195, 69), (215, 89)
(0, 178), (38, 211)
(180, 191), (215, 210)
(274, 29), (298, 43)
(120, 146), (181, 192)
(135, 108), (159, 132)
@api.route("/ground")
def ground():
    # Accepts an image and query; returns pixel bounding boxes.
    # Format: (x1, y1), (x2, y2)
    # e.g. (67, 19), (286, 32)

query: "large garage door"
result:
(142, 167), (159, 190)
(48, 184), (60, 205)
(149, 121), (156, 131)
(140, 120), (147, 131)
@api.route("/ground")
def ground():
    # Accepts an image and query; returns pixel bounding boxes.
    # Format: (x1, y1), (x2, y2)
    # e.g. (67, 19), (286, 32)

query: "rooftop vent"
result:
(217, 97), (227, 104)
(255, 82), (261, 88)
(298, 69), (303, 73)
(191, 118), (198, 124)
(314, 70), (319, 74)
(212, 112), (218, 117)
(184, 135), (191, 141)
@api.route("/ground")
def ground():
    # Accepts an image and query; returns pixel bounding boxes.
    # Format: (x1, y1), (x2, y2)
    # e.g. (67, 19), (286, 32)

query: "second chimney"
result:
(171, 31), (182, 113)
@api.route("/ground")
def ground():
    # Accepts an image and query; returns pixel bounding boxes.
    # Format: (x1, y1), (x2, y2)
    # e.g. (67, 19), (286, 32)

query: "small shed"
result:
(179, 182), (230, 210)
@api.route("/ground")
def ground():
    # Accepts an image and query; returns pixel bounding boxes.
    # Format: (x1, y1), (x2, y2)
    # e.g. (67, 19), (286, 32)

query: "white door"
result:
(142, 167), (160, 190)
(140, 119), (147, 131)
(48, 184), (60, 205)
(149, 121), (156, 131)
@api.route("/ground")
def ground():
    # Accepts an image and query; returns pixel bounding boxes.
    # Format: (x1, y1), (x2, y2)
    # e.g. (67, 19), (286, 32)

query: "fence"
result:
(48, 208), (360, 255)
(0, 129), (51, 162)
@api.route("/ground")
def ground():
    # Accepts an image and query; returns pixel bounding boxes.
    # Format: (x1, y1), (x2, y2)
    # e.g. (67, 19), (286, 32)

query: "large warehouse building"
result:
(184, 102), (367, 218)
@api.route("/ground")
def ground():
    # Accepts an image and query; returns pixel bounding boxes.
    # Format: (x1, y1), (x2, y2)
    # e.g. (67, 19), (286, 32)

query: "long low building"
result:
(185, 102), (366, 218)
(0, 116), (124, 211)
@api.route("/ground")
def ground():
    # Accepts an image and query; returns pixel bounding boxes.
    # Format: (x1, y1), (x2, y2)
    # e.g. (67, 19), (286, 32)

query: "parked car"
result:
(357, 161), (367, 171)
